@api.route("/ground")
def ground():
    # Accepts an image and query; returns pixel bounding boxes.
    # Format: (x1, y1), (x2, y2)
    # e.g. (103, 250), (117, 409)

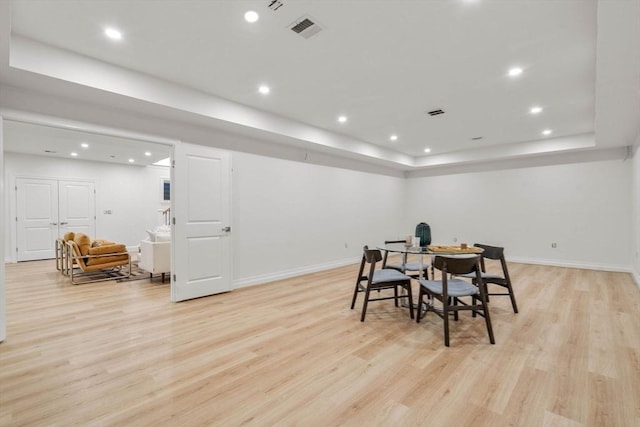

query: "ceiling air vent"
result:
(427, 109), (445, 116)
(289, 15), (323, 39)
(268, 0), (284, 11)
(471, 136), (483, 141)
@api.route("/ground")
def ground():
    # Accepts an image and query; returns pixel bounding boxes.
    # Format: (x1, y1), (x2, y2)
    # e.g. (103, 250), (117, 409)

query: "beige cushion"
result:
(86, 254), (129, 266)
(91, 239), (114, 248)
(88, 244), (127, 256)
(74, 233), (91, 256)
(63, 231), (75, 241)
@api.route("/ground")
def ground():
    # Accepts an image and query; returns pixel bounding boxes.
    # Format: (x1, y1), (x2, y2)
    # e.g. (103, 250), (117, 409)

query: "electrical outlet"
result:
(551, 243), (557, 248)
(344, 243), (348, 249)
(453, 237), (458, 243)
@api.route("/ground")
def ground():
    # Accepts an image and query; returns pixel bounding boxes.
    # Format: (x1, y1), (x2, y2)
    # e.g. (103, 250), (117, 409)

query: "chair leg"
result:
(416, 288), (424, 323)
(443, 297), (450, 347)
(350, 281), (361, 309)
(405, 282), (414, 319)
(360, 286), (372, 322)
(471, 294), (477, 317)
(479, 286), (495, 344)
(506, 281), (519, 313)
(394, 285), (399, 307)
(453, 297), (459, 321)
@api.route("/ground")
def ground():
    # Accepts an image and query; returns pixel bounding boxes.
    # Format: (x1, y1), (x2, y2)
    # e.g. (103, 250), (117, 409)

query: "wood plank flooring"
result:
(0, 258), (638, 426)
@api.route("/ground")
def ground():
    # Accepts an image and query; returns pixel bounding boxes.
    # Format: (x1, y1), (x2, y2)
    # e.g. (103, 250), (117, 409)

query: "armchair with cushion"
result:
(62, 232), (131, 284)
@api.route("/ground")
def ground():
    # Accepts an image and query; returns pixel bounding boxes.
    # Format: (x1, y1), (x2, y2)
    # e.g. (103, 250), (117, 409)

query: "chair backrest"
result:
(363, 247), (383, 264)
(381, 240), (405, 268)
(474, 243), (510, 279)
(433, 255), (480, 276)
(357, 246), (382, 284)
(433, 256), (482, 297)
(474, 243), (503, 260)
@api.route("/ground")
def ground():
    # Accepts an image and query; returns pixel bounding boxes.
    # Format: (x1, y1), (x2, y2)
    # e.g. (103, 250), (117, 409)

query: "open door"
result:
(171, 142), (232, 302)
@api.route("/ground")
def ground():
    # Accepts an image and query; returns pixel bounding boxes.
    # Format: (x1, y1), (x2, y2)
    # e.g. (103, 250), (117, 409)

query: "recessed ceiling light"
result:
(389, 135), (398, 141)
(508, 67), (523, 77)
(258, 85), (270, 95)
(244, 11), (259, 23)
(144, 151), (152, 156)
(338, 115), (347, 123)
(542, 129), (552, 136)
(128, 158), (135, 163)
(81, 143), (89, 148)
(424, 148), (431, 153)
(530, 106), (543, 114)
(70, 152), (78, 157)
(104, 27), (123, 40)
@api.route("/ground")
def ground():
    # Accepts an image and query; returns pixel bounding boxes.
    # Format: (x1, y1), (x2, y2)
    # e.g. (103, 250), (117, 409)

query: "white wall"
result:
(632, 140), (640, 286)
(405, 158), (632, 271)
(4, 152), (170, 260)
(4, 149), (407, 288)
(231, 152), (405, 286)
(0, 116), (6, 342)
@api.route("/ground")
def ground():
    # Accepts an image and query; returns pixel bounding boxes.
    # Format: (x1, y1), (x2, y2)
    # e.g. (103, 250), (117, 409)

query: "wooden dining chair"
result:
(417, 255), (494, 346)
(351, 246), (414, 322)
(459, 243), (518, 313)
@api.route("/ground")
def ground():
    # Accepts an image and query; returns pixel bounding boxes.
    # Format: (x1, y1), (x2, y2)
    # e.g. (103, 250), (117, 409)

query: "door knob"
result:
(50, 222), (58, 226)
(222, 226), (231, 232)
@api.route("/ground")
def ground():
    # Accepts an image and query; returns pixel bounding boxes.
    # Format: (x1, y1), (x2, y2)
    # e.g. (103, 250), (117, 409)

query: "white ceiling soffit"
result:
(3, 0), (640, 170)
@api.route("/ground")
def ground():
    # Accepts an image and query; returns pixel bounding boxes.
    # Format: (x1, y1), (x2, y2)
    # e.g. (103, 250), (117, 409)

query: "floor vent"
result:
(427, 109), (445, 116)
(289, 15), (323, 39)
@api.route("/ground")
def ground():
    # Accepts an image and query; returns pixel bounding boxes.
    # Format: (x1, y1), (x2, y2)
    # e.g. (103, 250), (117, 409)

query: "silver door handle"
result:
(222, 226), (231, 232)
(50, 222), (58, 226)
(60, 222), (68, 225)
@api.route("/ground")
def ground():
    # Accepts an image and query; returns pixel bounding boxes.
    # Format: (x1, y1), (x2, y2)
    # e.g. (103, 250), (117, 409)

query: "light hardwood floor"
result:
(1, 258), (638, 426)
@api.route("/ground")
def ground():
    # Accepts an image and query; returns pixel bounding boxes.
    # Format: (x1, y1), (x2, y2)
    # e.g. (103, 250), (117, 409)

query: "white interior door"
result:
(16, 178), (58, 261)
(58, 180), (95, 237)
(171, 143), (232, 302)
(16, 178), (96, 261)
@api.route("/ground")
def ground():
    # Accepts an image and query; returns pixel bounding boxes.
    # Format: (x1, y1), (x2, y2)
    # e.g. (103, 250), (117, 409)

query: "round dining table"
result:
(377, 242), (484, 279)
(377, 243), (484, 314)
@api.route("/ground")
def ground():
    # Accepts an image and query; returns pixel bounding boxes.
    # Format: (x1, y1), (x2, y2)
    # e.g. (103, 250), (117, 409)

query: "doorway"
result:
(4, 116), (233, 302)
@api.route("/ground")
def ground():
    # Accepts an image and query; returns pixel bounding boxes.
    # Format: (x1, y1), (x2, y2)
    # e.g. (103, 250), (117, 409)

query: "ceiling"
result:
(1, 0), (639, 170)
(3, 120), (171, 166)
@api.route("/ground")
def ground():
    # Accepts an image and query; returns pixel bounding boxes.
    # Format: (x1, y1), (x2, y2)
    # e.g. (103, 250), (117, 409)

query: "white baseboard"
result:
(508, 256), (633, 274)
(233, 255), (638, 291)
(233, 256), (361, 289)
